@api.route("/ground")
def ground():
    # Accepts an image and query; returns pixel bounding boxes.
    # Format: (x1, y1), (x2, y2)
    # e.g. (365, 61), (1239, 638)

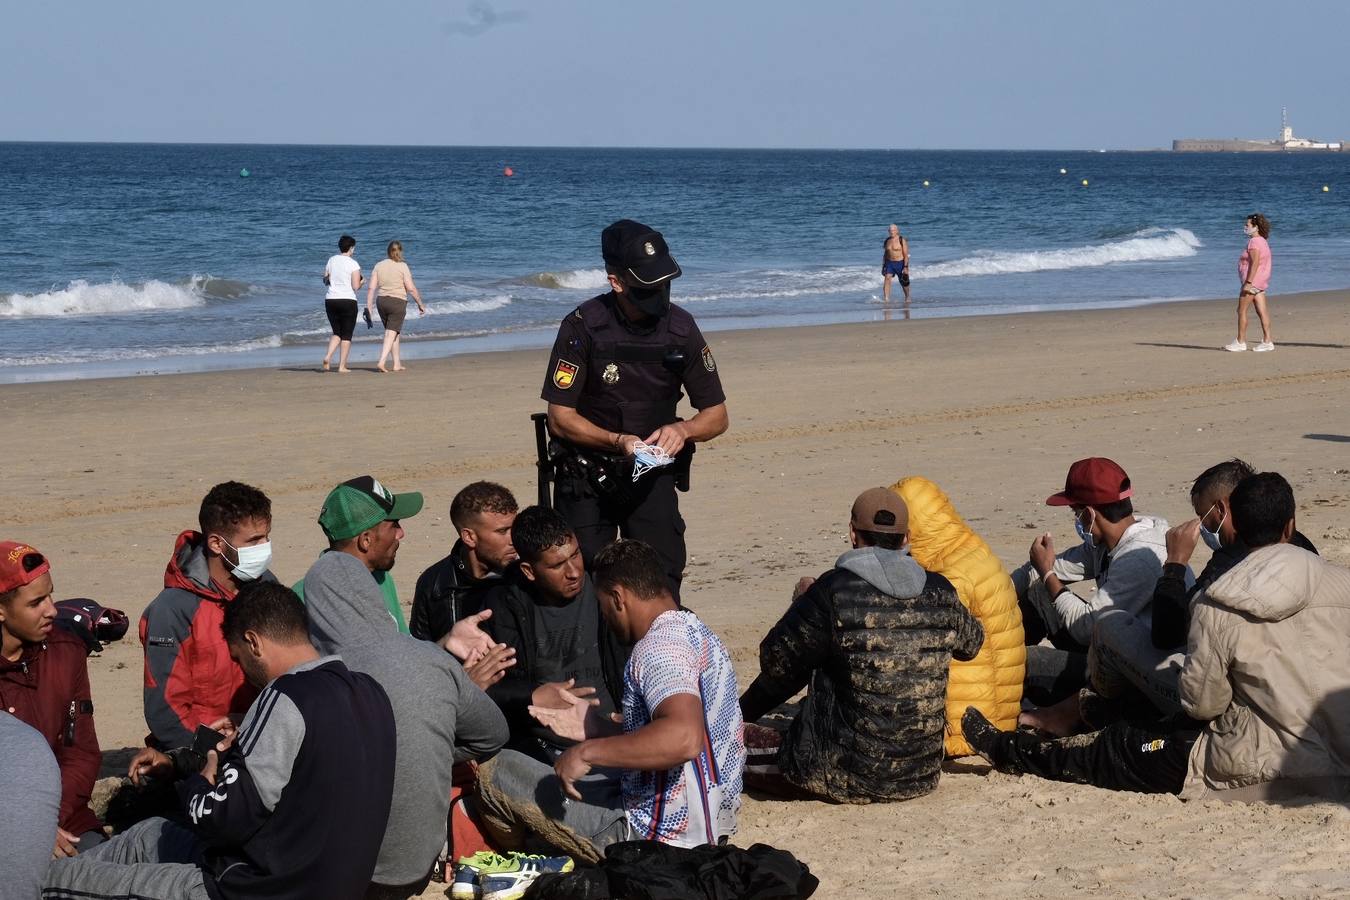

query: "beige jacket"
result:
(1179, 543), (1350, 801)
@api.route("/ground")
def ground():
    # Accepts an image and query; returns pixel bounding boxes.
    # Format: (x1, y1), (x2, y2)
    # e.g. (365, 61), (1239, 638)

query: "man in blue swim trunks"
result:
(882, 224), (911, 304)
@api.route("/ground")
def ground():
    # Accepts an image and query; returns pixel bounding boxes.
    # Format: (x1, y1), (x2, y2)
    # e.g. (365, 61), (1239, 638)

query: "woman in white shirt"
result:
(365, 240), (426, 372)
(322, 234), (363, 373)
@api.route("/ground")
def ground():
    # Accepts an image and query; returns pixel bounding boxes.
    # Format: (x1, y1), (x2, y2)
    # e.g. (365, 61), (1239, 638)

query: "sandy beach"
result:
(5, 289), (1350, 898)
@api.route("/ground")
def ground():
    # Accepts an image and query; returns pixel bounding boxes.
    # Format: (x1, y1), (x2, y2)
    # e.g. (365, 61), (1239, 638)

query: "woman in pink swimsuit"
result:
(1225, 213), (1273, 352)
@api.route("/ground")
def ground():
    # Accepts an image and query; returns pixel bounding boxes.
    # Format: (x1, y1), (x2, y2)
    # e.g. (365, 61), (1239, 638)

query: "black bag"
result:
(55, 598), (130, 654)
(525, 840), (818, 900)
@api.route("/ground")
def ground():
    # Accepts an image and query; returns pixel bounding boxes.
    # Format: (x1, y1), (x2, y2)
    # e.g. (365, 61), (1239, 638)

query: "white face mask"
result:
(1199, 503), (1226, 551)
(1073, 509), (1095, 549)
(1244, 225), (1257, 237)
(223, 539), (272, 582)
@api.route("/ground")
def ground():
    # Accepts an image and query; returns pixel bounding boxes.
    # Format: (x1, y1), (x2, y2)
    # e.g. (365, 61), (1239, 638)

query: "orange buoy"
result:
(503, 166), (514, 177)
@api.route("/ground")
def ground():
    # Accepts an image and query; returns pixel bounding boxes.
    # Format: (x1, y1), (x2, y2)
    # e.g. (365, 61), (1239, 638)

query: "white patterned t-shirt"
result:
(621, 609), (745, 847)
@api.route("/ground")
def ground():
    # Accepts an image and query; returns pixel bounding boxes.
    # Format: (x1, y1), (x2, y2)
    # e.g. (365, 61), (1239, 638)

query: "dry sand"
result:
(5, 290), (1350, 898)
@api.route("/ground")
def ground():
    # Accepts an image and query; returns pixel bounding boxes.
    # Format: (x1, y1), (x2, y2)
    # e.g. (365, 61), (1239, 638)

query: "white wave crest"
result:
(0, 279), (209, 318)
(425, 295), (512, 315)
(679, 269), (877, 303)
(921, 228), (1202, 279)
(0, 334), (283, 366)
(527, 269), (609, 290)
(678, 228), (1202, 303)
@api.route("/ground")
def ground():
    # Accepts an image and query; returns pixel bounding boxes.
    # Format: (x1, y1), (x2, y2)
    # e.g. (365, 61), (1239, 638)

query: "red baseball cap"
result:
(0, 542), (51, 594)
(1045, 458), (1133, 507)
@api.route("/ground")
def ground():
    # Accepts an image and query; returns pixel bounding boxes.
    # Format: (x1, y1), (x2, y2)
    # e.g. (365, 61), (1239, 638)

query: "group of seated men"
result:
(5, 456), (1350, 900)
(968, 456), (1350, 802)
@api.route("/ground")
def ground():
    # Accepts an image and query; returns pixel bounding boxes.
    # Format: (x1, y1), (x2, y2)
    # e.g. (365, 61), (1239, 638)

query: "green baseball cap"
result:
(318, 476), (424, 542)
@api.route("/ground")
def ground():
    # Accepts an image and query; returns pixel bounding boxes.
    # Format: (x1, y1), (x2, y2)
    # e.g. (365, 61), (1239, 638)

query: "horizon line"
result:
(0, 139), (1173, 153)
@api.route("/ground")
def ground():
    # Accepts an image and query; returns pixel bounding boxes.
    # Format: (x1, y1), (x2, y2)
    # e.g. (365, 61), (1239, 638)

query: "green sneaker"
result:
(450, 852), (517, 900)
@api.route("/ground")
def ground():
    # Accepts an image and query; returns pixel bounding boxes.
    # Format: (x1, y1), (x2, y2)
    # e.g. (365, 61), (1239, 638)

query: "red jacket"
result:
(140, 531), (265, 748)
(0, 628), (102, 836)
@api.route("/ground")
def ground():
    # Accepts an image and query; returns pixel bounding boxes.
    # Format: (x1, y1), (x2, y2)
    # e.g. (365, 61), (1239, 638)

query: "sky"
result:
(2, 0), (1347, 149)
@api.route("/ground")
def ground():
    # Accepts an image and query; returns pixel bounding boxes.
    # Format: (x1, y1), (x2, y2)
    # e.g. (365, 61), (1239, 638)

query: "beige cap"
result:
(850, 487), (909, 535)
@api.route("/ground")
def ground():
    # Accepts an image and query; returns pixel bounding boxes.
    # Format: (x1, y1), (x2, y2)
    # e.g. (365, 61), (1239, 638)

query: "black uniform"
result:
(541, 292), (725, 598)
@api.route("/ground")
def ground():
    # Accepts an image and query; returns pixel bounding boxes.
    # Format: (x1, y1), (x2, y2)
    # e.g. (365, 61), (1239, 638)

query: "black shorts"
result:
(325, 299), (358, 341)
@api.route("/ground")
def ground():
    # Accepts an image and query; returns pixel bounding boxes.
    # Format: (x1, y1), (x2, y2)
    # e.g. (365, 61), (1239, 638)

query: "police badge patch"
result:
(552, 359), (579, 389)
(602, 363), (620, 384)
(701, 345), (716, 373)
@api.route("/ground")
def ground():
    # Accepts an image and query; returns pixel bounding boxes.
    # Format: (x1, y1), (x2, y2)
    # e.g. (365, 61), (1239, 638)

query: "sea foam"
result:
(0, 334), (284, 366)
(921, 228), (1202, 279)
(679, 228), (1202, 303)
(424, 295), (513, 315)
(0, 279), (209, 318)
(526, 269), (609, 290)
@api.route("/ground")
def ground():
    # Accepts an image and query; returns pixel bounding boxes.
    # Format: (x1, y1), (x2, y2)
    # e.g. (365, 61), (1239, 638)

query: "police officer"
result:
(541, 219), (729, 600)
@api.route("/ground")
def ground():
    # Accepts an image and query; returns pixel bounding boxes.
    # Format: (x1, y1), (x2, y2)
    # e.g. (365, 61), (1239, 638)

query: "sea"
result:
(2, 143), (1347, 382)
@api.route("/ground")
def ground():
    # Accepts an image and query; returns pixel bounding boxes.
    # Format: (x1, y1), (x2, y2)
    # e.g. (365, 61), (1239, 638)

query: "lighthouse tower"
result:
(1279, 107), (1294, 144)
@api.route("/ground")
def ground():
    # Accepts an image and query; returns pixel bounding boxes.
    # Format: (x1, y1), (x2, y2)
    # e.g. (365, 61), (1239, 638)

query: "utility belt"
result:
(531, 412), (694, 508)
(553, 439), (694, 501)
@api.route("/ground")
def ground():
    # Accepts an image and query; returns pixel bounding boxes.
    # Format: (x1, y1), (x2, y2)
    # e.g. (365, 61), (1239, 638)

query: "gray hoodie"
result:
(302, 551), (508, 887)
(836, 546), (929, 598)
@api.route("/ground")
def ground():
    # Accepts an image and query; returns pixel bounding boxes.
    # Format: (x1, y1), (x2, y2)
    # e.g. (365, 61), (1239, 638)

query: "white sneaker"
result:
(1223, 341), (1248, 352)
(1253, 341), (1275, 352)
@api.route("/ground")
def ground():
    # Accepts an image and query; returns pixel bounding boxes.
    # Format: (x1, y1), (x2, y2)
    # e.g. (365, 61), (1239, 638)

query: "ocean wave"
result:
(0, 279), (210, 318)
(679, 269), (876, 303)
(678, 228), (1202, 303)
(0, 334), (283, 366)
(276, 295), (514, 344)
(525, 268), (609, 290)
(0, 274), (258, 318)
(186, 275), (255, 299)
(425, 295), (512, 315)
(922, 227), (1202, 279)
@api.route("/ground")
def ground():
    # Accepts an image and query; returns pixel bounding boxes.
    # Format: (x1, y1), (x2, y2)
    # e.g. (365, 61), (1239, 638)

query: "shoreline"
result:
(2, 287), (1342, 385)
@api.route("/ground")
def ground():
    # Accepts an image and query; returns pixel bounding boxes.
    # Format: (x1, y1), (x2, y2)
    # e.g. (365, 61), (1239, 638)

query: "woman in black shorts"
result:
(322, 234), (363, 373)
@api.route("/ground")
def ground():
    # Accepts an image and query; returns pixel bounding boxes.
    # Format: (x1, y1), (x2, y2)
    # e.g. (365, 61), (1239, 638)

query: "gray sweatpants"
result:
(475, 749), (633, 865)
(43, 817), (209, 900)
(1089, 609), (1184, 715)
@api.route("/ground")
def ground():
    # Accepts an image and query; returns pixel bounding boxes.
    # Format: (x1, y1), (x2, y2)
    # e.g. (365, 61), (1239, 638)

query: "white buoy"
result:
(1324, 185), (1331, 193)
(1059, 168), (1067, 175)
(1081, 178), (1089, 187)
(922, 180), (930, 187)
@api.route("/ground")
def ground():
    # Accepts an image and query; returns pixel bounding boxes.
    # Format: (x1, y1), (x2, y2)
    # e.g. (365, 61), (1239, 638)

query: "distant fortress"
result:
(1173, 109), (1343, 152)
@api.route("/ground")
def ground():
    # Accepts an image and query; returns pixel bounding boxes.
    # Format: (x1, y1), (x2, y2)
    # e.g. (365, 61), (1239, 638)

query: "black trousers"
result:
(989, 720), (1197, 794)
(554, 467), (686, 601)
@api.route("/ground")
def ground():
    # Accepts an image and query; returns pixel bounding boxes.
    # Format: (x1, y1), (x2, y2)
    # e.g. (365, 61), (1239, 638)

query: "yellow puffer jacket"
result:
(892, 477), (1025, 756)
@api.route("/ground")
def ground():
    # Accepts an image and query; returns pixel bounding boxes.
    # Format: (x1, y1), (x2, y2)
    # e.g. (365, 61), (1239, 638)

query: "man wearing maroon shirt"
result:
(0, 541), (103, 857)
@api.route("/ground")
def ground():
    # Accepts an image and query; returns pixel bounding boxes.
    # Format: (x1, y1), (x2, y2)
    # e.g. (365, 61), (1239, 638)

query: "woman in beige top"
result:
(366, 240), (426, 372)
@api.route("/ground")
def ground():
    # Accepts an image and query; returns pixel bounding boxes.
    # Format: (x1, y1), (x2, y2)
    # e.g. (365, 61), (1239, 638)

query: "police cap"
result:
(601, 219), (682, 289)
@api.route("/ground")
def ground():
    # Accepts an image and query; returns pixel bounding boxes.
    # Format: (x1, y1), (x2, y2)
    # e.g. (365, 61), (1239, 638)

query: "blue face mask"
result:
(1074, 510), (1095, 549)
(1199, 504), (1225, 551)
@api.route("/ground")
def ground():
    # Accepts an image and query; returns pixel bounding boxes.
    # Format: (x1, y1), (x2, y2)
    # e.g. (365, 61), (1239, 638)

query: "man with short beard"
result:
(293, 476), (416, 633)
(140, 481), (276, 750)
(478, 506), (627, 764)
(411, 482), (519, 643)
(302, 476), (510, 899)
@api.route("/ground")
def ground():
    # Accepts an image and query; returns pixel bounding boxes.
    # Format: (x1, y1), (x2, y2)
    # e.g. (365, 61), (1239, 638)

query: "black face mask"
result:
(624, 282), (671, 318)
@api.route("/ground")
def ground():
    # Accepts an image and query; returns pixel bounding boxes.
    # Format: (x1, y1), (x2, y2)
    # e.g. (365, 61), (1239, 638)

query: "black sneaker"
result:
(961, 707), (1005, 767)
